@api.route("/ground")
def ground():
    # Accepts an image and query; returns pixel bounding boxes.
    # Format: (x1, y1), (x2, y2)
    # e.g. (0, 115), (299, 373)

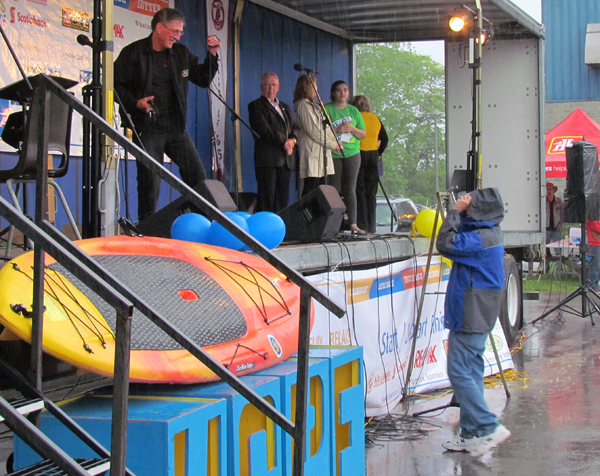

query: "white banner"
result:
(0, 0), (171, 154)
(205, 0), (228, 179)
(308, 256), (514, 417)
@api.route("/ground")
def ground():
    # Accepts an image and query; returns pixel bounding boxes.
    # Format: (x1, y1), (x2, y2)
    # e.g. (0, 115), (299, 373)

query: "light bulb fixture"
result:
(449, 13), (468, 32)
(475, 26), (494, 44)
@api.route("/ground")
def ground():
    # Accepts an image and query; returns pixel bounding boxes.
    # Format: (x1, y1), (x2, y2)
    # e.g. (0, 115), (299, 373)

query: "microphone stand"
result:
(305, 74), (344, 186)
(0, 24), (33, 93)
(112, 89), (148, 225)
(207, 85), (259, 208)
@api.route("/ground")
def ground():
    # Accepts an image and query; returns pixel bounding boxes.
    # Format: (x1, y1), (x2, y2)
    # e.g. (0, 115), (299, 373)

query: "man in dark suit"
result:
(248, 72), (299, 213)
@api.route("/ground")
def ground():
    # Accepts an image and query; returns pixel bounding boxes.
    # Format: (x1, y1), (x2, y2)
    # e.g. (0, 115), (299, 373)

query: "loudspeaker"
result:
(564, 141), (600, 223)
(230, 192), (258, 214)
(450, 170), (469, 193)
(278, 185), (345, 243)
(136, 180), (237, 238)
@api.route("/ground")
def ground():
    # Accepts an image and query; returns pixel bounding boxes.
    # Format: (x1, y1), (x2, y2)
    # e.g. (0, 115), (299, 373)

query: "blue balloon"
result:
(236, 211), (252, 221)
(208, 212), (249, 250)
(247, 212), (286, 249)
(170, 213), (211, 243)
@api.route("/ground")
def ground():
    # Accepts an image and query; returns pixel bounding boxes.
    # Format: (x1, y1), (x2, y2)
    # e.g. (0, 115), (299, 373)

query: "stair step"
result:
(9, 457), (110, 475)
(0, 398), (44, 423)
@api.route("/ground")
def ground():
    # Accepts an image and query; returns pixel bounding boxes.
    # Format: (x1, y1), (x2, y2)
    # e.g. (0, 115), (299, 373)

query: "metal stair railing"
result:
(0, 207), (135, 472)
(0, 360), (133, 476)
(0, 74), (346, 476)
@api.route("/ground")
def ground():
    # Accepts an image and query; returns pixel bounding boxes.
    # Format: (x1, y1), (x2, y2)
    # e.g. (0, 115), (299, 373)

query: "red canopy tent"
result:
(545, 108), (600, 178)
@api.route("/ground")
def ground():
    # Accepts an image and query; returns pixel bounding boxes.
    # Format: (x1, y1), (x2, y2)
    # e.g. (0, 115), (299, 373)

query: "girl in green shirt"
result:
(324, 80), (366, 233)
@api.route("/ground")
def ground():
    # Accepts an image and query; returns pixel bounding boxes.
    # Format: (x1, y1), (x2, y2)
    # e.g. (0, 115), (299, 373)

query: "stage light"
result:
(449, 13), (468, 32)
(476, 26), (494, 44)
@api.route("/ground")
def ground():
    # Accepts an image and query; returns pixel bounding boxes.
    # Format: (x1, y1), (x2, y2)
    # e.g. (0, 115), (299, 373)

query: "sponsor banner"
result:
(61, 7), (90, 31)
(206, 0), (228, 179)
(308, 256), (514, 417)
(114, 0), (168, 17)
(0, 0), (173, 153)
(547, 136), (583, 154)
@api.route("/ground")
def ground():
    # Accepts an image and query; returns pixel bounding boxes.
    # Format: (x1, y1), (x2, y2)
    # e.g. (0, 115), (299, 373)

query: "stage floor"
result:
(366, 289), (600, 475)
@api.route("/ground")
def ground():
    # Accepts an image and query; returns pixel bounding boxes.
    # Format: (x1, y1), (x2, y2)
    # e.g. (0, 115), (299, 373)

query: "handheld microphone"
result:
(294, 63), (319, 74)
(77, 34), (94, 48)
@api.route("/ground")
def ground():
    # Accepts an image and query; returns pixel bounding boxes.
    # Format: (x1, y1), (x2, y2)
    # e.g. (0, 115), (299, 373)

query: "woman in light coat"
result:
(293, 74), (340, 196)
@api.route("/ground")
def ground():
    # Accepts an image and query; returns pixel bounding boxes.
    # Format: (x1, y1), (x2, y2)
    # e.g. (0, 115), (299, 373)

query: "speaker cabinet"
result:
(278, 185), (345, 243)
(230, 192), (258, 214)
(564, 141), (600, 223)
(136, 180), (236, 238)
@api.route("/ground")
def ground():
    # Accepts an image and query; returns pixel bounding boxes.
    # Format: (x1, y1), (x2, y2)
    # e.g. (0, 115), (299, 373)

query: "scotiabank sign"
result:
(10, 7), (49, 28)
(547, 135), (584, 154)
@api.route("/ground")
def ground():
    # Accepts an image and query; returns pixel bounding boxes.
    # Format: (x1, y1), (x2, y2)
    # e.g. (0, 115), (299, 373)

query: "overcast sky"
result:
(411, 0), (542, 64)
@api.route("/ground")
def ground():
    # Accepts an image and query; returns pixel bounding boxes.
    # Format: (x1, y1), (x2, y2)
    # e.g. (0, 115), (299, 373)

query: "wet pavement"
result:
(366, 290), (600, 476)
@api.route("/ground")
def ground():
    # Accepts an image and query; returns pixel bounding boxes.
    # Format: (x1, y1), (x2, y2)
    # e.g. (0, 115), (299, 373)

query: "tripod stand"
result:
(532, 220), (600, 325)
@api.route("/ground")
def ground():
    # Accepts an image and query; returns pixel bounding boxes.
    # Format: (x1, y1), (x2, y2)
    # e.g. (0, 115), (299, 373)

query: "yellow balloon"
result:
(414, 209), (442, 237)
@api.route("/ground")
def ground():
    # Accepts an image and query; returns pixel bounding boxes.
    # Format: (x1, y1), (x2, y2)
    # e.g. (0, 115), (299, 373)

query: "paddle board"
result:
(0, 236), (311, 383)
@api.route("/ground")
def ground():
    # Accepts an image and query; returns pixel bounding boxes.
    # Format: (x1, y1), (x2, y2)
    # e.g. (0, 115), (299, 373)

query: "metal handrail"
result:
(0, 75), (346, 476)
(0, 195), (134, 473)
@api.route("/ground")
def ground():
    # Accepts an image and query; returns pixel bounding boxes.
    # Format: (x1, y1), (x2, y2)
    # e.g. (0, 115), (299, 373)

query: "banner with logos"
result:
(307, 256), (514, 417)
(0, 0), (171, 153)
(205, 0), (228, 179)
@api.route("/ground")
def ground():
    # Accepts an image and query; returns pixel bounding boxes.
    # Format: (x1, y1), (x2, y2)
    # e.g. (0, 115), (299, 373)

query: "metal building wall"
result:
(543, 0), (600, 102)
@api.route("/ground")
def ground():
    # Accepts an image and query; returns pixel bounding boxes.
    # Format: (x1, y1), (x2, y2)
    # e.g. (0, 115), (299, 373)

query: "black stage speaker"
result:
(563, 141), (600, 223)
(136, 180), (237, 238)
(278, 185), (345, 243)
(231, 192), (258, 214)
(450, 169), (469, 193)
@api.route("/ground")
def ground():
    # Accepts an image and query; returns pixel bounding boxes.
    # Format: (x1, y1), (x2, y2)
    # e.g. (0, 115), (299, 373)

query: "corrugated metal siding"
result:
(544, 0), (600, 101)
(237, 2), (351, 198)
(177, 0), (215, 187)
(182, 0), (352, 199)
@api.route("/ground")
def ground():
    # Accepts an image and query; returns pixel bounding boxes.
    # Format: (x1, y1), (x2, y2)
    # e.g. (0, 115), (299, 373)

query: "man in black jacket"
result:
(248, 72), (298, 213)
(114, 8), (220, 221)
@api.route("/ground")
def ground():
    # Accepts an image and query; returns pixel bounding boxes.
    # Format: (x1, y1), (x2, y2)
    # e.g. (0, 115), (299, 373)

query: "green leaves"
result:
(356, 43), (446, 206)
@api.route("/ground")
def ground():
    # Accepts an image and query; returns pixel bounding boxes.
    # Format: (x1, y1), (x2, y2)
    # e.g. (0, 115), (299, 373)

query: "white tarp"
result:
(308, 256), (514, 417)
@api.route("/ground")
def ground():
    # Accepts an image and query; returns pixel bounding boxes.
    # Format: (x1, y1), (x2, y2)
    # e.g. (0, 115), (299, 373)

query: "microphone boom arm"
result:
(305, 74), (345, 159)
(0, 23), (32, 95)
(207, 85), (260, 139)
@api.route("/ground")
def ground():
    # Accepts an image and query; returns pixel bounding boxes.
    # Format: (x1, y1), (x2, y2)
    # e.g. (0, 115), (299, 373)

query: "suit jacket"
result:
(248, 95), (298, 169)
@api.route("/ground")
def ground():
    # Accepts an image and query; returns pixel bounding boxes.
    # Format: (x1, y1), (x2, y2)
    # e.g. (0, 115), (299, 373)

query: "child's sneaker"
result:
(442, 435), (478, 452)
(468, 424), (511, 457)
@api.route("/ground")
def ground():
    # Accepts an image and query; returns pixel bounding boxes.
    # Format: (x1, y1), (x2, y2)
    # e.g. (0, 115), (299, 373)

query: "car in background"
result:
(375, 195), (419, 233)
(415, 203), (433, 213)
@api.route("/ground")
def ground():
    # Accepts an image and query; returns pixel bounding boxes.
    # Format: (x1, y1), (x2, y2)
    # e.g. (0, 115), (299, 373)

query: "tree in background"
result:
(355, 43), (445, 206)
